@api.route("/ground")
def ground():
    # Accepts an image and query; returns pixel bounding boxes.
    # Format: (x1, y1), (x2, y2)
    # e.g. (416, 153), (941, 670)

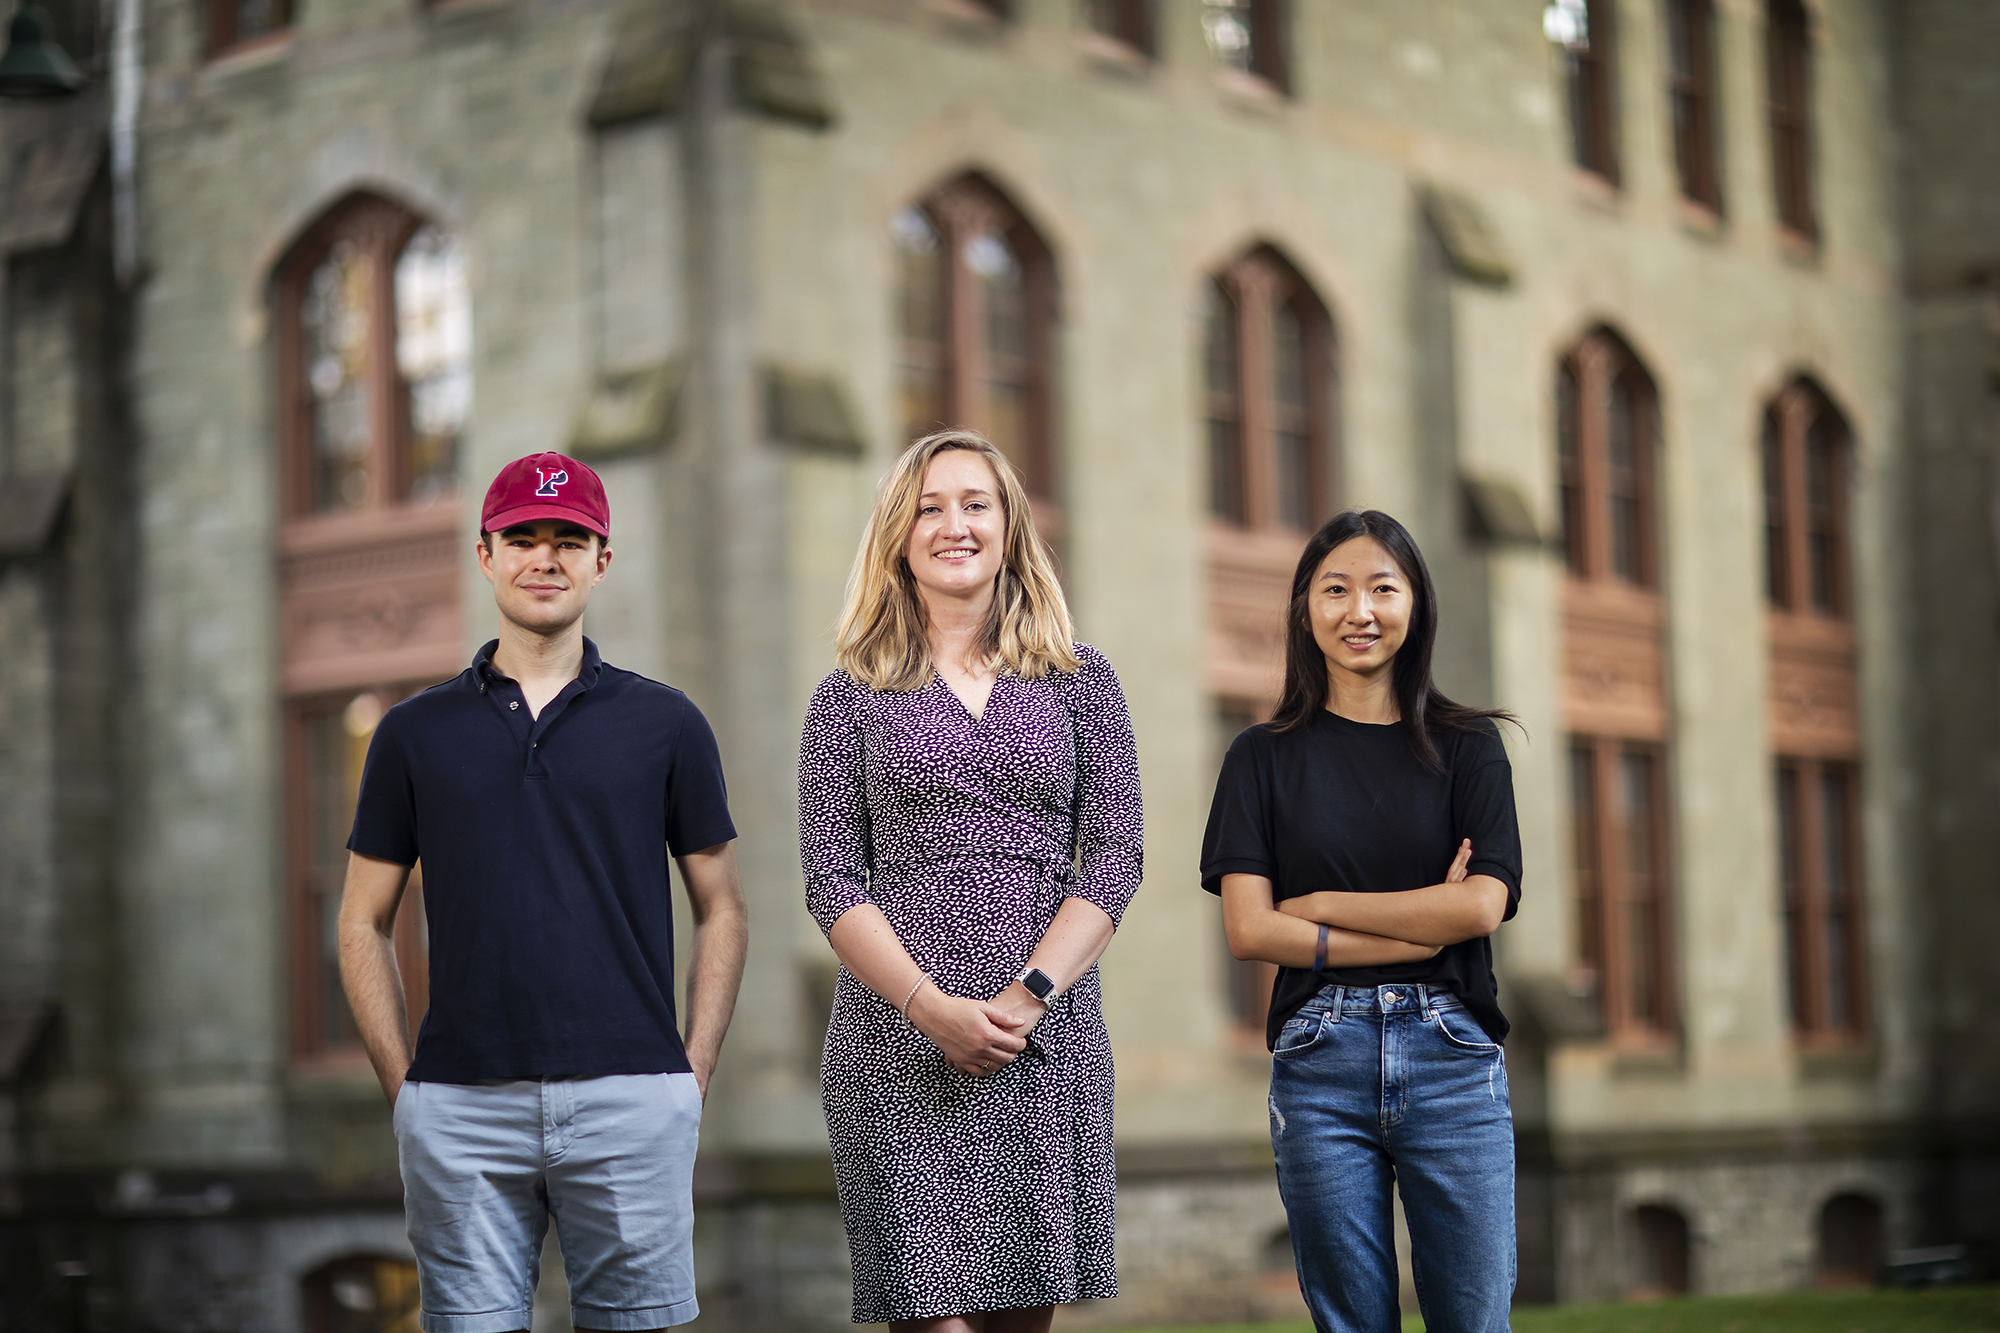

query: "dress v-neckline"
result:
(935, 670), (1000, 725)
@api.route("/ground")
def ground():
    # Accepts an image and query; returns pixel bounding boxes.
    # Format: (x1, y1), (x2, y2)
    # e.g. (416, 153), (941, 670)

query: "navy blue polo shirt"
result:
(347, 638), (736, 1083)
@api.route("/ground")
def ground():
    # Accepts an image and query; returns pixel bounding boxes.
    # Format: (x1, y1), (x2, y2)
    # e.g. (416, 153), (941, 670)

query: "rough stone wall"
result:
(1895, 0), (2000, 1260)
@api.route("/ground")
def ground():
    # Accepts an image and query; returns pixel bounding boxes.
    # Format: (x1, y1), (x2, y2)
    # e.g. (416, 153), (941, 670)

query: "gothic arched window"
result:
(1558, 328), (1676, 1046)
(892, 175), (1059, 514)
(1763, 379), (1865, 1046)
(272, 193), (471, 1063)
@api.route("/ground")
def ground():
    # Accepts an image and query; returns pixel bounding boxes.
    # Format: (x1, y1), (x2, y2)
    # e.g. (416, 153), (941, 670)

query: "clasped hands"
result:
(909, 979), (1048, 1077)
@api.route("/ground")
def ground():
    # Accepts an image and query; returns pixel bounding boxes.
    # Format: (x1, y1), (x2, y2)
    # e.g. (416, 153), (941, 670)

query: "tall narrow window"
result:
(274, 193), (471, 1062)
(1767, 0), (1816, 240)
(891, 175), (1059, 513)
(1564, 0), (1619, 183)
(1203, 247), (1335, 534)
(1085, 0), (1153, 56)
(1665, 0), (1721, 211)
(1558, 329), (1674, 1045)
(208, 0), (292, 56)
(1202, 0), (1289, 93)
(1763, 379), (1864, 1045)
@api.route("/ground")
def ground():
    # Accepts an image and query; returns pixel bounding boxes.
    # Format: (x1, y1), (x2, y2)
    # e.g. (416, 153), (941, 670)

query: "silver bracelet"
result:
(899, 976), (928, 1023)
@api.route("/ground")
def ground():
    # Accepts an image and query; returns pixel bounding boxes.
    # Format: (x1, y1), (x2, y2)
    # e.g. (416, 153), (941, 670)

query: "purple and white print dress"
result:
(799, 643), (1144, 1323)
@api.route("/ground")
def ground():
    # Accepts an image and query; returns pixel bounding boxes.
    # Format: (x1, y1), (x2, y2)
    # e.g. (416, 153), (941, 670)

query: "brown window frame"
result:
(1558, 330), (1659, 589)
(1085, 0), (1154, 56)
(1761, 380), (1851, 619)
(1566, 0), (1620, 184)
(285, 689), (430, 1065)
(1774, 757), (1868, 1045)
(893, 174), (1061, 522)
(1766, 0), (1816, 241)
(207, 0), (294, 58)
(1665, 0), (1722, 212)
(1204, 246), (1337, 536)
(274, 192), (468, 1065)
(274, 193), (460, 522)
(1569, 737), (1678, 1043)
(1558, 328), (1675, 1046)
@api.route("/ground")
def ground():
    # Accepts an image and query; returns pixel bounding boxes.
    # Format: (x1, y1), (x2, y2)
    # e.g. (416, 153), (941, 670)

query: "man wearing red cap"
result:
(337, 451), (747, 1332)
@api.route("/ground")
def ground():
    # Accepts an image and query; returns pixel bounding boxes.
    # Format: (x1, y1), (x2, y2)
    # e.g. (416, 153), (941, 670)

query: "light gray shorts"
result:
(394, 1073), (702, 1332)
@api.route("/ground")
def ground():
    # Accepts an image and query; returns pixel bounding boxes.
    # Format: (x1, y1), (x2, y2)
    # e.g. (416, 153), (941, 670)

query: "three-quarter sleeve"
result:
(799, 671), (874, 935)
(1065, 645), (1145, 928)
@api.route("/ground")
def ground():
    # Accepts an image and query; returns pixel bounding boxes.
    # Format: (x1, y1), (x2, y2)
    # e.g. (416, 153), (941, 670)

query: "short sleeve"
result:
(1200, 729), (1274, 895)
(1452, 724), (1524, 921)
(664, 700), (737, 856)
(1064, 645), (1144, 929)
(798, 672), (874, 935)
(347, 714), (419, 867)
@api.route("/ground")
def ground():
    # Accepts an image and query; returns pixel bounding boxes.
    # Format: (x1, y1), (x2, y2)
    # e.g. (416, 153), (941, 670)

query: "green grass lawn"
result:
(1114, 1286), (2000, 1333)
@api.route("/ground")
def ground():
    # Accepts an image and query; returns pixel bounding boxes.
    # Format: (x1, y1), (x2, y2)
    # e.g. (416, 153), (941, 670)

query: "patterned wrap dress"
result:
(798, 643), (1144, 1323)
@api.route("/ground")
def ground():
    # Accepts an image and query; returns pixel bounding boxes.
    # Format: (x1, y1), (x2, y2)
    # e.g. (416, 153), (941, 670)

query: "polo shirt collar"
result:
(471, 637), (604, 693)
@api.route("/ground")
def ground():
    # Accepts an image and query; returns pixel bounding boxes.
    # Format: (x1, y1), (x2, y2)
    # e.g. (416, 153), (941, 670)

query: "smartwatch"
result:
(1016, 966), (1057, 1004)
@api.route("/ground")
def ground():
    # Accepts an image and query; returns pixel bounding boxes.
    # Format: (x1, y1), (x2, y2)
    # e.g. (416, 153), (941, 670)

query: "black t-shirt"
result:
(1201, 710), (1522, 1047)
(347, 639), (737, 1083)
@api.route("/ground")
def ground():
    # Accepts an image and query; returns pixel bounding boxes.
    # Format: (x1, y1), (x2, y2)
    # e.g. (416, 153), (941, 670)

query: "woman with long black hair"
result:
(1203, 509), (1522, 1333)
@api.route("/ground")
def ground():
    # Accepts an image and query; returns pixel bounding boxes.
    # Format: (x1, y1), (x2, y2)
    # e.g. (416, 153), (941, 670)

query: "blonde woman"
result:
(799, 430), (1143, 1333)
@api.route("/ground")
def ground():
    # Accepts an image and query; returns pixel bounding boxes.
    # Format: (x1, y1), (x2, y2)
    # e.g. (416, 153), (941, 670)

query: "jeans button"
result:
(1383, 991), (1400, 1005)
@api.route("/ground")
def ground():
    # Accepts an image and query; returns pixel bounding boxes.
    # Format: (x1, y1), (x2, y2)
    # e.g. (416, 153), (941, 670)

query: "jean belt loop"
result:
(1326, 985), (1344, 1022)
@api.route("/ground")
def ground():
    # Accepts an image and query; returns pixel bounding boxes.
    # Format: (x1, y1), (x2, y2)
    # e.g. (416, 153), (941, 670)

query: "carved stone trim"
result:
(1206, 523), (1301, 706)
(1767, 611), (1858, 759)
(1562, 578), (1667, 741)
(280, 502), (466, 697)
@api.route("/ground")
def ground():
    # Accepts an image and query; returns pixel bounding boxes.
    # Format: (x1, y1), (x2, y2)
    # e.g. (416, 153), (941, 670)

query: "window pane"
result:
(1619, 747), (1663, 1028)
(1085, 0), (1150, 51)
(1805, 408), (1843, 615)
(893, 207), (946, 446)
(1558, 361), (1586, 576)
(1205, 281), (1246, 525)
(303, 242), (375, 514)
(1666, 0), (1715, 206)
(1566, 0), (1615, 179)
(1201, 0), (1253, 72)
(1776, 762), (1807, 1027)
(303, 697), (379, 1052)
(1569, 743), (1602, 1000)
(1271, 299), (1312, 530)
(395, 226), (470, 507)
(233, 0), (291, 42)
(968, 229), (1029, 472)
(1820, 765), (1855, 1030)
(1607, 369), (1646, 583)
(1768, 0), (1813, 234)
(1762, 408), (1788, 607)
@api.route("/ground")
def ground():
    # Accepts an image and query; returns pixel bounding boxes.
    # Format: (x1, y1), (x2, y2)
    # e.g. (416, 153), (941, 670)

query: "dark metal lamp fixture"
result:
(0, 6), (86, 97)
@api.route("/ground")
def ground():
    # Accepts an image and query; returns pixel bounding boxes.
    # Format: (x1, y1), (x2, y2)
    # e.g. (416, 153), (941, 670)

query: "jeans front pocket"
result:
(1272, 1007), (1329, 1059)
(1428, 1004), (1501, 1053)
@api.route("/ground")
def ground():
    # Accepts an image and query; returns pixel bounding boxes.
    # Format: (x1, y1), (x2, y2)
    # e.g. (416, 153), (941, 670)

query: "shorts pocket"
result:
(1428, 1005), (1500, 1052)
(391, 1080), (415, 1138)
(1272, 1009), (1328, 1060)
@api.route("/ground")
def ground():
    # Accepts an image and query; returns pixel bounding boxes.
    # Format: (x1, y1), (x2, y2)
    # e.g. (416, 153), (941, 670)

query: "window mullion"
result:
(366, 228), (401, 510)
(1597, 738), (1633, 1038)
(1795, 756), (1829, 1037)
(1235, 267), (1277, 532)
(1578, 342), (1612, 581)
(1782, 391), (1813, 615)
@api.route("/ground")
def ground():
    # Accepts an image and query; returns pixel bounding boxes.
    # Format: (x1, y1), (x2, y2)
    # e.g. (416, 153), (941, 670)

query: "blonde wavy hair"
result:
(835, 429), (1079, 691)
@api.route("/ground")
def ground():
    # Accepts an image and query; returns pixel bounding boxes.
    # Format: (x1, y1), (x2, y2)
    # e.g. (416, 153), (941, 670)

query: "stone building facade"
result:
(3, 0), (1998, 1327)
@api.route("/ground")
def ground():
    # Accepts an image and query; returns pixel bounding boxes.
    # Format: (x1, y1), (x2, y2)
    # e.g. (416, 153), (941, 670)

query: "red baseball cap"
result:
(481, 452), (610, 540)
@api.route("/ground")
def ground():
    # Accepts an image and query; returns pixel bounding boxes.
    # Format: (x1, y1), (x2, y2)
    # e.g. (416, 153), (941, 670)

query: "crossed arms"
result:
(1219, 839), (1509, 970)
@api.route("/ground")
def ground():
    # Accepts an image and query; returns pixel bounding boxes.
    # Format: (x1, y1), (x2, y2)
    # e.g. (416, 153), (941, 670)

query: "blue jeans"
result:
(1269, 984), (1515, 1333)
